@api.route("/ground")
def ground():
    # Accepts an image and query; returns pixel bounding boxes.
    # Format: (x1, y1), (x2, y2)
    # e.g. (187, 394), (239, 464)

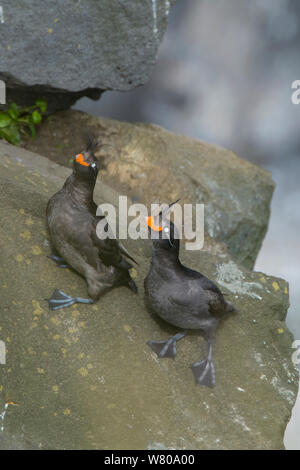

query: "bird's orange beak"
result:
(75, 153), (89, 167)
(147, 216), (162, 232)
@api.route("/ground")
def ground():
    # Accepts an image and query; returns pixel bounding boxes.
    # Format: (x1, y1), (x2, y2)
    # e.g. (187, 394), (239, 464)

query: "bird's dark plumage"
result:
(46, 140), (137, 309)
(144, 203), (235, 387)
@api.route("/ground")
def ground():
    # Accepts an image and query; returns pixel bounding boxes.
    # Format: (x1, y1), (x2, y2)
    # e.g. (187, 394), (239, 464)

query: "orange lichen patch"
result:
(78, 367), (88, 377)
(50, 317), (61, 326)
(130, 268), (138, 279)
(25, 217), (34, 226)
(31, 245), (42, 255)
(20, 230), (31, 240)
(147, 216), (162, 232)
(123, 324), (131, 333)
(32, 300), (44, 316)
(75, 153), (89, 167)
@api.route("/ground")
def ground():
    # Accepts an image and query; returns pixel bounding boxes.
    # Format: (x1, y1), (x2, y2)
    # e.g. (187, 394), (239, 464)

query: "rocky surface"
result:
(24, 110), (275, 269)
(0, 0), (175, 112)
(0, 141), (297, 449)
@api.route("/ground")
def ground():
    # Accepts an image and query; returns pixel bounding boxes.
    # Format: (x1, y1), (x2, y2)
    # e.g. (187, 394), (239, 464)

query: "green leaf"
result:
(8, 102), (19, 119)
(32, 110), (42, 124)
(0, 99), (46, 144)
(0, 124), (21, 145)
(35, 98), (47, 113)
(8, 109), (18, 120)
(17, 116), (31, 124)
(28, 120), (36, 138)
(0, 112), (12, 128)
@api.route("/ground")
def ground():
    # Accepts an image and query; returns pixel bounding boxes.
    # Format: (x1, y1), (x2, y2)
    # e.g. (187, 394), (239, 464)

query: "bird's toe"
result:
(191, 359), (216, 388)
(48, 255), (70, 269)
(147, 339), (177, 358)
(47, 289), (76, 310)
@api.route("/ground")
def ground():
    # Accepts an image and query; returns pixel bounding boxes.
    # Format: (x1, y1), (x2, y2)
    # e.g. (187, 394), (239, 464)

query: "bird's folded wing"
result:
(168, 280), (209, 314)
(90, 216), (136, 268)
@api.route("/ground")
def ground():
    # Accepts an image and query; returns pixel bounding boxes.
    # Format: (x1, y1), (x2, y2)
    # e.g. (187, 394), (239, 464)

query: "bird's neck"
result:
(65, 173), (96, 207)
(151, 246), (181, 272)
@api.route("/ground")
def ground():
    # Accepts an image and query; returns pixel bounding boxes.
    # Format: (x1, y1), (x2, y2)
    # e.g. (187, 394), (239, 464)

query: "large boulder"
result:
(0, 0), (175, 112)
(0, 141), (297, 449)
(23, 110), (275, 269)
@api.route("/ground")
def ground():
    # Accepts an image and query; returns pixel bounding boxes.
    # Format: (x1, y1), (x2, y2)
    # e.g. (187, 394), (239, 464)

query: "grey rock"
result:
(0, 0), (175, 112)
(0, 433), (38, 450)
(0, 141), (297, 449)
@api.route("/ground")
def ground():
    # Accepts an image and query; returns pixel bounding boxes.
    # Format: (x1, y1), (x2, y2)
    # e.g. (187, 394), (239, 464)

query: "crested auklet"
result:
(144, 202), (236, 387)
(46, 139), (137, 310)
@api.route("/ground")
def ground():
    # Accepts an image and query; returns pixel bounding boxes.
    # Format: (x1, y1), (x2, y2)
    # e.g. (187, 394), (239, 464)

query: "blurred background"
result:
(74, 0), (300, 448)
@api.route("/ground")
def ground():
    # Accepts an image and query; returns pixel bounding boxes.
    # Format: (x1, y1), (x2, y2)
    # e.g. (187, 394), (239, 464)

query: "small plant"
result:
(0, 98), (47, 145)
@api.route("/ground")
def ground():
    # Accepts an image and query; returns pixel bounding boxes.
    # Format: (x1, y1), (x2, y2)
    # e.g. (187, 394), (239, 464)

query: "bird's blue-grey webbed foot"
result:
(48, 254), (70, 269)
(191, 341), (216, 388)
(48, 289), (94, 311)
(191, 359), (216, 388)
(147, 331), (186, 359)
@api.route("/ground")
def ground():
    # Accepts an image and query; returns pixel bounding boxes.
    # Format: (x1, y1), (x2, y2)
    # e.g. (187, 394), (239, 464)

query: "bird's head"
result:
(73, 151), (99, 179)
(146, 200), (180, 252)
(73, 137), (100, 180)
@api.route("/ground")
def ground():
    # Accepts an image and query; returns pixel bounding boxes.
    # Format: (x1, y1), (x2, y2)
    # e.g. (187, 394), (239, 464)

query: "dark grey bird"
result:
(144, 202), (236, 388)
(46, 139), (137, 310)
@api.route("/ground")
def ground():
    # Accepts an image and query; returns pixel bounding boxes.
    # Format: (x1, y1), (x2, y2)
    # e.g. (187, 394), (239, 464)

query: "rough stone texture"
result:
(0, 141), (297, 450)
(0, 0), (175, 112)
(23, 110), (275, 269)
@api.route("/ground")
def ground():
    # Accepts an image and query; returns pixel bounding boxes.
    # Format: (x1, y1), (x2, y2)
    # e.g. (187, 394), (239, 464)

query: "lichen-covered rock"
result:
(0, 0), (175, 112)
(0, 142), (297, 449)
(23, 110), (275, 269)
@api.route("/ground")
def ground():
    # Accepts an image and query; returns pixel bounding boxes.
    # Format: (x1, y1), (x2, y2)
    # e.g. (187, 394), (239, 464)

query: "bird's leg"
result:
(48, 254), (70, 269)
(147, 331), (187, 358)
(190, 339), (216, 388)
(47, 289), (94, 311)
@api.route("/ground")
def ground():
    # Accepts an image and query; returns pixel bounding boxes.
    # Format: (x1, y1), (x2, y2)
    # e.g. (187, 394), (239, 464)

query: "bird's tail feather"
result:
(118, 270), (138, 294)
(225, 301), (238, 314)
(119, 242), (138, 266)
(126, 278), (138, 294)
